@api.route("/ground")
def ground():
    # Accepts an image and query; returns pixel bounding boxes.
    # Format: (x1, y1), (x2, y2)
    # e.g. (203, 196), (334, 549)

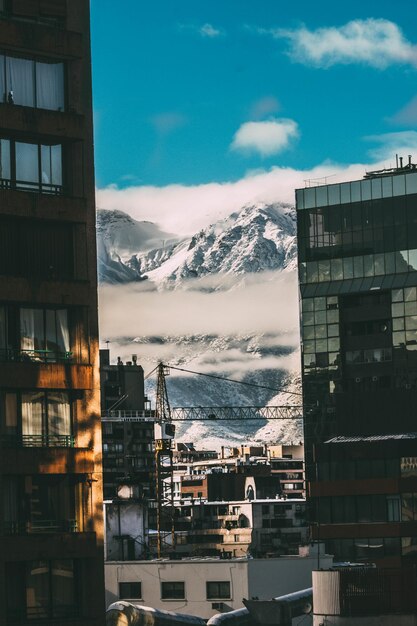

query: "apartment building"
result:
(0, 1), (105, 624)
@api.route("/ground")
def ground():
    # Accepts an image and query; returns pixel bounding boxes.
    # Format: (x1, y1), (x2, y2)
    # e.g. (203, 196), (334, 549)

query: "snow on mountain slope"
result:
(97, 202), (302, 447)
(96, 209), (179, 283)
(97, 202), (296, 287)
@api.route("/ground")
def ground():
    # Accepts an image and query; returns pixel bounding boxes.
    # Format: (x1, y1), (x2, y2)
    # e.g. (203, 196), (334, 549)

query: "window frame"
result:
(161, 581), (185, 600)
(206, 581), (231, 600)
(118, 582), (142, 600)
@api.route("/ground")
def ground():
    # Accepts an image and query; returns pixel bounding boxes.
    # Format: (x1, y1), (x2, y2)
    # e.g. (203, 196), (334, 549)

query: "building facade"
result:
(0, 1), (105, 623)
(296, 163), (417, 565)
(105, 554), (333, 619)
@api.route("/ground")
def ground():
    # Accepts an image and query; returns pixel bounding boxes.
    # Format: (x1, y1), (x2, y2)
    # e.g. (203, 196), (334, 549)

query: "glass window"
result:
(16, 142), (39, 189)
(405, 287), (417, 302)
(343, 257), (354, 279)
(314, 297), (326, 311)
(315, 339), (327, 352)
(316, 186), (328, 207)
(314, 325), (327, 339)
(382, 176), (393, 198)
(328, 324), (339, 338)
(340, 182), (350, 204)
(393, 317), (405, 331)
(331, 258), (343, 280)
(393, 174), (406, 196)
(328, 337), (340, 352)
(6, 56), (34, 107)
(20, 308), (70, 360)
(303, 326), (314, 340)
(328, 184), (340, 205)
(119, 582), (141, 599)
(363, 254), (374, 277)
(408, 249), (417, 271)
(392, 289), (404, 303)
(393, 331), (406, 346)
(371, 177), (382, 199)
(21, 391), (71, 441)
(0, 139), (10, 182)
(41, 144), (62, 190)
(36, 61), (64, 111)
(303, 340), (315, 354)
(206, 581), (231, 600)
(385, 252), (395, 274)
(361, 179), (371, 201)
(161, 582), (185, 600)
(351, 182), (361, 202)
(406, 173), (417, 194)
(327, 309), (338, 324)
(304, 188), (316, 209)
(353, 256), (364, 278)
(314, 311), (326, 325)
(387, 496), (400, 522)
(405, 301), (417, 316)
(25, 560), (75, 620)
(392, 303), (405, 317)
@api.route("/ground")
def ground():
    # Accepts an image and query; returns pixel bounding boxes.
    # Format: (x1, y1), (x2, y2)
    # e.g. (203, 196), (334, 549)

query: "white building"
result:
(105, 551), (333, 620)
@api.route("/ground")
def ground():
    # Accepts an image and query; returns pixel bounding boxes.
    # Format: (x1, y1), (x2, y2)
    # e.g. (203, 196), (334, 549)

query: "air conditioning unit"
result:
(212, 602), (225, 611)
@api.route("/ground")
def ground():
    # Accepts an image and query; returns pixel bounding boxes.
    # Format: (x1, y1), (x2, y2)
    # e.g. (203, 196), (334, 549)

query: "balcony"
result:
(0, 347), (73, 363)
(0, 177), (63, 195)
(0, 434), (74, 448)
(2, 518), (78, 535)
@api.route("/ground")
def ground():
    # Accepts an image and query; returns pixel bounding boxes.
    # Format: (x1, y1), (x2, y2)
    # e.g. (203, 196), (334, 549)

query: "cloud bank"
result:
(266, 19), (417, 69)
(97, 159), (391, 236)
(231, 118), (299, 157)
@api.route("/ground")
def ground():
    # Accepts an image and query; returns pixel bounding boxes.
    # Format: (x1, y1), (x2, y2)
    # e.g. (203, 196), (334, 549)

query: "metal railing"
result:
(2, 519), (78, 535)
(0, 177), (63, 195)
(0, 348), (73, 363)
(0, 434), (74, 447)
(103, 410), (156, 422)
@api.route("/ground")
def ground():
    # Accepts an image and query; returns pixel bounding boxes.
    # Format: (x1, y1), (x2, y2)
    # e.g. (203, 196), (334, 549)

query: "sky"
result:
(91, 0), (417, 202)
(92, 0), (417, 395)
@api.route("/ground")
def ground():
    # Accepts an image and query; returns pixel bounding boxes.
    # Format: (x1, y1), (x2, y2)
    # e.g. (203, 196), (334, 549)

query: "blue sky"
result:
(91, 0), (417, 226)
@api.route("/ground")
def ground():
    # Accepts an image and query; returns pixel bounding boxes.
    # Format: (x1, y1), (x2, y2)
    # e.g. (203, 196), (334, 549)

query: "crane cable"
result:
(145, 362), (302, 397)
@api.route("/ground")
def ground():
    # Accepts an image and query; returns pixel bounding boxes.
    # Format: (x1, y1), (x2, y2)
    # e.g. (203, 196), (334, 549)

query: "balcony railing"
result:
(0, 348), (73, 363)
(0, 177), (63, 195)
(0, 434), (75, 447)
(2, 519), (78, 535)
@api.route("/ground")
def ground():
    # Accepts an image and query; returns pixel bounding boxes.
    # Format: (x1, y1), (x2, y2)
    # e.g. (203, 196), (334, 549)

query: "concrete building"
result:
(100, 349), (155, 500)
(0, 1), (105, 624)
(105, 552), (333, 619)
(296, 162), (417, 565)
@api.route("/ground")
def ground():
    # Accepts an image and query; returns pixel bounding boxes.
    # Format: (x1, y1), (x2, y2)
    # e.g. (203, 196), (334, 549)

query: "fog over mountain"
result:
(97, 202), (302, 447)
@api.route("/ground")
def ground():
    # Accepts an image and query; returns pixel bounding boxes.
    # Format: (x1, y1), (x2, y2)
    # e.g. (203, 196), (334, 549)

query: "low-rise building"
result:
(105, 551), (333, 619)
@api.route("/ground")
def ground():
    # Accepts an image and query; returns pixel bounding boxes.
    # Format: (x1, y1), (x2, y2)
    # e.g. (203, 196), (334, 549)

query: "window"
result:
(7, 560), (76, 621)
(20, 308), (70, 361)
(206, 581), (231, 600)
(0, 139), (63, 194)
(119, 582), (141, 600)
(0, 218), (75, 280)
(21, 390), (71, 444)
(1, 53), (64, 111)
(161, 581), (185, 600)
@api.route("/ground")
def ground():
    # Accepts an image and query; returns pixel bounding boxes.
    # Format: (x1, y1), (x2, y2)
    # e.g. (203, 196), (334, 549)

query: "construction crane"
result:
(153, 362), (306, 558)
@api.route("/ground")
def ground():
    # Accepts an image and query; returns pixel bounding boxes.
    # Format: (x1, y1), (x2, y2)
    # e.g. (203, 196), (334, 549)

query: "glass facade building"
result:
(297, 167), (417, 566)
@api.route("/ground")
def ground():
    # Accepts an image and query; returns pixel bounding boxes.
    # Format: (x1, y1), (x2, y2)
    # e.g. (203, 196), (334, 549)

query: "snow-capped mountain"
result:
(97, 202), (302, 447)
(97, 202), (296, 287)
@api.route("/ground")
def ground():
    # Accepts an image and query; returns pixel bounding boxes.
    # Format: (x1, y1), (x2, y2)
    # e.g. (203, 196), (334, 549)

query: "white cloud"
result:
(230, 118), (299, 157)
(365, 131), (417, 161)
(266, 19), (417, 69)
(199, 23), (222, 38)
(97, 161), (374, 237)
(179, 23), (223, 38)
(99, 271), (298, 340)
